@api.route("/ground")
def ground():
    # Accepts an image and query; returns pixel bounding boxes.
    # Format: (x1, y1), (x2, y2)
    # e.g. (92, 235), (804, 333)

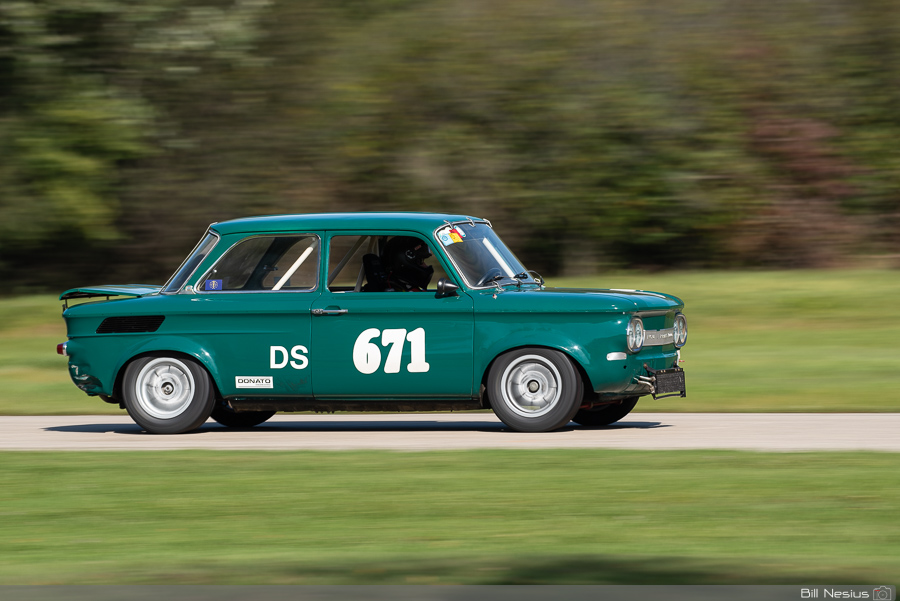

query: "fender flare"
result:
(111, 336), (223, 399)
(477, 333), (595, 392)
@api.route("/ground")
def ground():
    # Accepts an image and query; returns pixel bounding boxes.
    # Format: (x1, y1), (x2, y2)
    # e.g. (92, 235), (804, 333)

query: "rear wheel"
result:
(572, 397), (638, 427)
(487, 348), (583, 432)
(210, 404), (275, 429)
(123, 355), (215, 434)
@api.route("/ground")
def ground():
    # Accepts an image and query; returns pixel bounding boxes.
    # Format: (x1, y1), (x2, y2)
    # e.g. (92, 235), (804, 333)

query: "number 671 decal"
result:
(353, 328), (430, 374)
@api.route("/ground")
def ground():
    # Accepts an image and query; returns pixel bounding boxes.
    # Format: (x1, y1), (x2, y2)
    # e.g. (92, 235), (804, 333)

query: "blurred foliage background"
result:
(1, 0), (899, 290)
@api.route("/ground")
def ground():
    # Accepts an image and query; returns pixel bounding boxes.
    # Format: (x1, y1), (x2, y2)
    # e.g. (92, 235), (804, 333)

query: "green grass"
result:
(3, 268), (900, 414)
(0, 450), (897, 584)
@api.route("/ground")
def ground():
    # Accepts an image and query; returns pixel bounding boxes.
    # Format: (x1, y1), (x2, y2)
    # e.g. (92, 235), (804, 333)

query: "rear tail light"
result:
(57, 342), (68, 356)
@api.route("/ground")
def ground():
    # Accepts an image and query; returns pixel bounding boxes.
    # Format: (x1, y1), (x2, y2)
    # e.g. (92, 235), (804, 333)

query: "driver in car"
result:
(363, 236), (434, 292)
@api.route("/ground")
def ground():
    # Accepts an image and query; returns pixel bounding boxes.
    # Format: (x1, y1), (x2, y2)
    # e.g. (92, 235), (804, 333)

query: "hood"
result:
(480, 285), (683, 313)
(548, 287), (683, 309)
(60, 285), (161, 301)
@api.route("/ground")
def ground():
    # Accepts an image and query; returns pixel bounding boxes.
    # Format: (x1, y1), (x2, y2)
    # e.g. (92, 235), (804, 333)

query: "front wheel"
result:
(487, 348), (583, 432)
(572, 397), (638, 427)
(123, 355), (215, 434)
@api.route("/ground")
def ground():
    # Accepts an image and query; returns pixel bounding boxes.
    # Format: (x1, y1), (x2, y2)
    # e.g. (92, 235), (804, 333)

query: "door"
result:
(310, 232), (474, 399)
(193, 233), (321, 397)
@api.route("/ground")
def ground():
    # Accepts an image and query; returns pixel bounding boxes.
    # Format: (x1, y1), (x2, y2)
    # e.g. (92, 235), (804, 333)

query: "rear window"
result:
(162, 233), (219, 293)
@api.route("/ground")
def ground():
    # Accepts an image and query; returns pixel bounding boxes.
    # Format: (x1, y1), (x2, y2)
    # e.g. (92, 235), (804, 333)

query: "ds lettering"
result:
(270, 345), (309, 370)
(353, 328), (429, 374)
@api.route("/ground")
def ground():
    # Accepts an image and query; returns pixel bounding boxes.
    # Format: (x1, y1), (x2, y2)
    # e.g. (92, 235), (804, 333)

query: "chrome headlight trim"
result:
(673, 313), (688, 348)
(626, 316), (644, 353)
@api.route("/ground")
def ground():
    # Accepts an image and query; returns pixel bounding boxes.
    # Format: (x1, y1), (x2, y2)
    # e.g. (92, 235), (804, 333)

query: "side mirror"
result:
(436, 278), (459, 297)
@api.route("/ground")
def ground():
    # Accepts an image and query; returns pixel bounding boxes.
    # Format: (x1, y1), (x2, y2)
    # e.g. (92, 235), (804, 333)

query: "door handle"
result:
(311, 308), (349, 316)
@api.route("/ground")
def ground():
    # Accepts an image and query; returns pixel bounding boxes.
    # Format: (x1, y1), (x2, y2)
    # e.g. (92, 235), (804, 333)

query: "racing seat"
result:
(361, 253), (389, 292)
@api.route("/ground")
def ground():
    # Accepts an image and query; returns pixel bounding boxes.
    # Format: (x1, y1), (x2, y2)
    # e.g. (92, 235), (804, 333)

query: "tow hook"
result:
(634, 375), (655, 394)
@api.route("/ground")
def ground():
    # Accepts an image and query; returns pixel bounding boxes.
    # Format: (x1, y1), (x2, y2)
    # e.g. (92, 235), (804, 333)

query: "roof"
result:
(210, 212), (484, 236)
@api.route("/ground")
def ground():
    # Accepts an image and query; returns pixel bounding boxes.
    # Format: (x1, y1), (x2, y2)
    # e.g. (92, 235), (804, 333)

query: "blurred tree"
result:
(0, 0), (271, 288)
(0, 2), (150, 251)
(284, 0), (899, 272)
(2, 0), (899, 288)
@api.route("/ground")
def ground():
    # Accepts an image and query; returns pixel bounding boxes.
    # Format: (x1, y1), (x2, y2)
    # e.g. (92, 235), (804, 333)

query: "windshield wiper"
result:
(488, 277), (505, 297)
(512, 271), (543, 288)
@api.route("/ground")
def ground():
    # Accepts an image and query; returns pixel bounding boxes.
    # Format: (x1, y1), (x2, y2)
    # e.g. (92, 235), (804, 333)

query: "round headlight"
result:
(626, 316), (644, 353)
(674, 313), (688, 348)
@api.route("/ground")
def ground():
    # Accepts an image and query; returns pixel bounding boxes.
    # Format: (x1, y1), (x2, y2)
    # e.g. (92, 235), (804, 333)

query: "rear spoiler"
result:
(60, 285), (161, 309)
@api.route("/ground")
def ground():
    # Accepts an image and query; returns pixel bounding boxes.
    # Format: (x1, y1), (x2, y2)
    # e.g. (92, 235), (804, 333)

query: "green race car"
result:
(59, 212), (687, 434)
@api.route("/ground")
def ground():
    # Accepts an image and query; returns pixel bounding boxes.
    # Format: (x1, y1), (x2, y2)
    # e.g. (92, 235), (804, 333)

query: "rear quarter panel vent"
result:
(96, 315), (165, 334)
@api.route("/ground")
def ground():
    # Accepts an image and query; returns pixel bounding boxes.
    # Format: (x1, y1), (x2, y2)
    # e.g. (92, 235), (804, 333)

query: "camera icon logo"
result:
(873, 586), (893, 601)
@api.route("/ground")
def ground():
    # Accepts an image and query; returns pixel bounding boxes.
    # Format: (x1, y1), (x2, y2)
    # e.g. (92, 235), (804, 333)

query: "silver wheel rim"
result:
(133, 358), (196, 420)
(500, 354), (562, 418)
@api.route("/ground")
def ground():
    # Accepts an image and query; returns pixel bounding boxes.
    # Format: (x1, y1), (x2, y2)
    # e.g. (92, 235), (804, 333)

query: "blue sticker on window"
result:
(205, 279), (223, 291)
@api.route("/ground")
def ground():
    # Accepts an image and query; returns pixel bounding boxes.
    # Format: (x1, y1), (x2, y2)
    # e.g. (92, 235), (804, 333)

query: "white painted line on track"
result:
(0, 413), (899, 452)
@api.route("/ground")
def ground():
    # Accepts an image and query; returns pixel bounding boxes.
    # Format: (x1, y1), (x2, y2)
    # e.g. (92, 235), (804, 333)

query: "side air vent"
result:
(96, 315), (165, 334)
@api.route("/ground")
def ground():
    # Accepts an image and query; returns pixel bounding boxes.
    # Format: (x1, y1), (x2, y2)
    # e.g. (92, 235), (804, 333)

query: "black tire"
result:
(210, 404), (275, 429)
(572, 397), (639, 427)
(122, 355), (216, 434)
(487, 348), (583, 432)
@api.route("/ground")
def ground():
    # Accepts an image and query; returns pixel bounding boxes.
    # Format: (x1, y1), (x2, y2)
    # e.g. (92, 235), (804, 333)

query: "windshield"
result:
(161, 232), (218, 293)
(436, 222), (532, 288)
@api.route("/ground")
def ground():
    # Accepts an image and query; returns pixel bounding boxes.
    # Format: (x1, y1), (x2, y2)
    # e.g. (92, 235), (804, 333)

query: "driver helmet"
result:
(382, 236), (434, 291)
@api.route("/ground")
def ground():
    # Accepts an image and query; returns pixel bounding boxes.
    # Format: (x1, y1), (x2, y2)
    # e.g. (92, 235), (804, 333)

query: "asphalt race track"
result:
(1, 413), (899, 451)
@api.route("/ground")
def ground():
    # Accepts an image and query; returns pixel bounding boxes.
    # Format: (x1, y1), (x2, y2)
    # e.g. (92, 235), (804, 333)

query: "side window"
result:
(328, 235), (377, 291)
(261, 237), (320, 290)
(328, 234), (448, 292)
(199, 235), (319, 292)
(427, 250), (450, 285)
